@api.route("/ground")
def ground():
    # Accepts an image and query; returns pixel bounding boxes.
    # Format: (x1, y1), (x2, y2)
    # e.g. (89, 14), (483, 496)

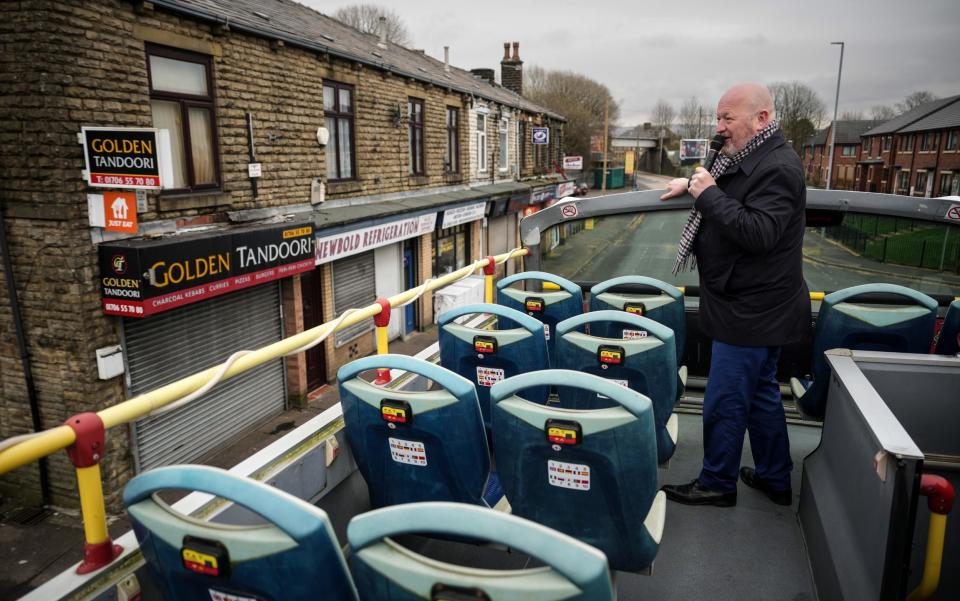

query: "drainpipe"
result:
(0, 200), (51, 505)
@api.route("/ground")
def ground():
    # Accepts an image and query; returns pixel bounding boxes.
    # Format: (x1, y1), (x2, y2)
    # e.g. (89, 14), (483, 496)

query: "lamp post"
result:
(825, 41), (844, 191)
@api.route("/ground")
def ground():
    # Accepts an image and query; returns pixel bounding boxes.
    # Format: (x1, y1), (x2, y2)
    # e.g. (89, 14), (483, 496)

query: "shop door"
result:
(402, 240), (418, 334)
(300, 269), (326, 390)
(374, 244), (403, 340)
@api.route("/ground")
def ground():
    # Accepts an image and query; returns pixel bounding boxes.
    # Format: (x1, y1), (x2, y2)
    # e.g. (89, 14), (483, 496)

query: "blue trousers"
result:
(698, 341), (793, 493)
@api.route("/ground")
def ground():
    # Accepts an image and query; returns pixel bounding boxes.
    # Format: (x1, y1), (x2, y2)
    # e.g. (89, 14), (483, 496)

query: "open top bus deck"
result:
(1, 187), (958, 601)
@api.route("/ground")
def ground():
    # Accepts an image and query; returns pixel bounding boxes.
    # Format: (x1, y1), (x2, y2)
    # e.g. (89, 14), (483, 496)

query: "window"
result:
(499, 117), (509, 171)
(841, 145), (856, 157)
(882, 135), (892, 152)
(915, 170), (928, 196)
(900, 134), (915, 152)
(477, 113), (487, 172)
(939, 172), (954, 197)
(518, 121), (527, 170)
(920, 132), (937, 152)
(945, 130), (958, 151)
(444, 107), (459, 173)
(896, 170), (911, 194)
(147, 44), (219, 191)
(323, 81), (355, 181)
(408, 98), (424, 175)
(433, 223), (470, 275)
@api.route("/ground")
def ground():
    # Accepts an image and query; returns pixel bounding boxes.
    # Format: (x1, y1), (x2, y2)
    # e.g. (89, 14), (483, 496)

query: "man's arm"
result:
(660, 178), (691, 200)
(694, 164), (803, 254)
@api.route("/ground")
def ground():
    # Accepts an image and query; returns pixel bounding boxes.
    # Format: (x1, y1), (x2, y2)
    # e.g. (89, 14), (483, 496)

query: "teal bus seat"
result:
(347, 502), (615, 600)
(496, 271), (583, 364)
(934, 300), (960, 356)
(589, 276), (686, 377)
(338, 355), (504, 510)
(438, 303), (550, 429)
(555, 310), (679, 463)
(792, 283), (938, 420)
(491, 370), (665, 572)
(123, 465), (358, 601)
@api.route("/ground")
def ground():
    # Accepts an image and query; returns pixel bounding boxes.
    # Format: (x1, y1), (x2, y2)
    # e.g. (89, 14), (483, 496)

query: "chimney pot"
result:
(503, 43), (510, 60)
(512, 41), (519, 60)
(377, 16), (387, 47)
(443, 46), (450, 72)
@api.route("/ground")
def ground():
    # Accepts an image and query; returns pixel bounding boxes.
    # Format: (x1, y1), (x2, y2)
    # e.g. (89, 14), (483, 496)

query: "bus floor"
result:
(318, 413), (823, 601)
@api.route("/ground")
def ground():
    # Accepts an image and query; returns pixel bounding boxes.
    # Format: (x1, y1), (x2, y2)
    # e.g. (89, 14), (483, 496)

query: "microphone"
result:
(702, 134), (726, 173)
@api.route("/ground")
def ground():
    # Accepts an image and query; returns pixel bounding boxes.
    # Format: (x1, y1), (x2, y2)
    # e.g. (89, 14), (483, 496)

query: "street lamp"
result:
(825, 41), (844, 191)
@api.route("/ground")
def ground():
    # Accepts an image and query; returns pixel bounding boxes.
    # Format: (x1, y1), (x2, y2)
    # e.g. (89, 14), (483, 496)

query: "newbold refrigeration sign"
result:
(98, 222), (314, 317)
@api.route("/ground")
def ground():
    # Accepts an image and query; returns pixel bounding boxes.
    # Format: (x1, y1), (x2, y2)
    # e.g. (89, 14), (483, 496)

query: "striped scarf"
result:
(672, 119), (781, 274)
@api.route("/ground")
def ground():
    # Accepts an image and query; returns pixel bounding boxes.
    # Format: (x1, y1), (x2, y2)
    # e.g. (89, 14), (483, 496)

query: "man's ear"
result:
(756, 109), (771, 129)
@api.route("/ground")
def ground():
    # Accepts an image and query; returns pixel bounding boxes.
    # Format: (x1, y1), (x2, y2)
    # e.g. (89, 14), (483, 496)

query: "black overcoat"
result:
(692, 130), (811, 347)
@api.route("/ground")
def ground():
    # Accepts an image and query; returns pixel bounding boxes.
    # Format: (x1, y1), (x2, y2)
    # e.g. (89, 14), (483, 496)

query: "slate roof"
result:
(611, 125), (667, 140)
(803, 120), (876, 148)
(804, 128), (828, 148)
(862, 96), (960, 136)
(900, 98), (960, 133)
(148, 0), (564, 120)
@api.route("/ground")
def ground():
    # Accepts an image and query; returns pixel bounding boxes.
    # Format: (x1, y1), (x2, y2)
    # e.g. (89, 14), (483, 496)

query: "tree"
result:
(650, 99), (675, 134)
(525, 65), (619, 169)
(332, 4), (411, 46)
(678, 96), (705, 139)
(839, 109), (864, 121)
(768, 81), (826, 153)
(896, 90), (937, 113)
(870, 105), (897, 121)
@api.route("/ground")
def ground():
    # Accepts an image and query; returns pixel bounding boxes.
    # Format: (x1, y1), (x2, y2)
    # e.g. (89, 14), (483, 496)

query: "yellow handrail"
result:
(0, 248), (528, 476)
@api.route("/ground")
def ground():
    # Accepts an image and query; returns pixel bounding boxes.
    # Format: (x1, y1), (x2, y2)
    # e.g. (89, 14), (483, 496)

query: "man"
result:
(659, 83), (810, 507)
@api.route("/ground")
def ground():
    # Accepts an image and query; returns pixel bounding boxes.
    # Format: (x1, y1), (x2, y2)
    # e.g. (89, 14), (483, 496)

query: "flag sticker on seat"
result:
(548, 460), (590, 491)
(476, 366), (505, 387)
(208, 590), (259, 601)
(623, 329), (648, 339)
(389, 438), (427, 466)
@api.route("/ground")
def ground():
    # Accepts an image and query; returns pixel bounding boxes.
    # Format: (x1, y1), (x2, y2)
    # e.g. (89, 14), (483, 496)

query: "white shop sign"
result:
(441, 202), (487, 229)
(315, 213), (437, 264)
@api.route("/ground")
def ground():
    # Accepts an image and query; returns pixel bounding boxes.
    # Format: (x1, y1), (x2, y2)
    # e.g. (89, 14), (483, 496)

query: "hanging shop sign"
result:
(81, 127), (162, 189)
(441, 202), (487, 229)
(532, 127), (550, 145)
(98, 222), (315, 317)
(315, 213), (437, 264)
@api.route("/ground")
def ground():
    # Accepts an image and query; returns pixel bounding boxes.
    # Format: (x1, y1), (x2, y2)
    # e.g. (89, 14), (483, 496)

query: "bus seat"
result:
(123, 465), (358, 601)
(496, 271), (583, 364)
(934, 299), (960, 356)
(491, 370), (665, 573)
(338, 355), (505, 510)
(555, 310), (679, 463)
(589, 275), (687, 393)
(438, 303), (550, 429)
(347, 501), (615, 601)
(792, 283), (938, 420)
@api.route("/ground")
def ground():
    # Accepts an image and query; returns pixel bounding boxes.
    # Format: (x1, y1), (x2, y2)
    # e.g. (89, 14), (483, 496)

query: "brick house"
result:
(0, 0), (566, 506)
(857, 95), (959, 195)
(801, 120), (877, 189)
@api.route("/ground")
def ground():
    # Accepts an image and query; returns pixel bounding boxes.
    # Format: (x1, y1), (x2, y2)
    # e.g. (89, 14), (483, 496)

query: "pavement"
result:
(0, 328), (440, 599)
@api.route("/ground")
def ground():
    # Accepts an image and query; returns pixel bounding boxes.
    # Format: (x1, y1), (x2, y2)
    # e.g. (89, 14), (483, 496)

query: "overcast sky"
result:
(303, 0), (960, 126)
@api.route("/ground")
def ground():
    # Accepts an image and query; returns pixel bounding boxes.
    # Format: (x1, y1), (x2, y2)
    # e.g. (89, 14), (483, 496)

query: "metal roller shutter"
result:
(333, 250), (376, 346)
(124, 282), (285, 471)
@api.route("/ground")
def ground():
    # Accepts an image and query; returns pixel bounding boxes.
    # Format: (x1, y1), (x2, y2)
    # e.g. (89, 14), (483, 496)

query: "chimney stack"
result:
(500, 41), (523, 96)
(444, 46), (450, 72)
(470, 68), (496, 84)
(377, 16), (387, 48)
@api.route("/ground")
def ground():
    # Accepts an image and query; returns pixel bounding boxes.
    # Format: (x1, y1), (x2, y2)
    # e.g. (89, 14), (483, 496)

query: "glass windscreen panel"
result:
(539, 209), (960, 298)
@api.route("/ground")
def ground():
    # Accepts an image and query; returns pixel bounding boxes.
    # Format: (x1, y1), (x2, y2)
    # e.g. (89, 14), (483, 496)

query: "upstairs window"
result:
(518, 121), (527, 170)
(901, 134), (915, 152)
(147, 44), (219, 192)
(499, 117), (509, 171)
(323, 81), (355, 181)
(477, 113), (487, 172)
(445, 107), (459, 173)
(946, 130), (958, 151)
(882, 135), (892, 151)
(920, 132), (938, 152)
(408, 98), (424, 175)
(841, 145), (856, 157)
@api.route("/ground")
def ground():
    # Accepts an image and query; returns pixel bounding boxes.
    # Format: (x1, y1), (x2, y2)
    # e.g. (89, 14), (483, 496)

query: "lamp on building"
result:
(825, 41), (844, 191)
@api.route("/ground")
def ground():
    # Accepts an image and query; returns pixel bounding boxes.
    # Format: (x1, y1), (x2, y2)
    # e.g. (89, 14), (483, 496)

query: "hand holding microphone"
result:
(687, 134), (725, 199)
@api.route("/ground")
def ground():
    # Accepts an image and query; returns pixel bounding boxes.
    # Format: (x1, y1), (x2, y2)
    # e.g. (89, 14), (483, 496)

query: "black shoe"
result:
(739, 467), (792, 506)
(661, 479), (737, 507)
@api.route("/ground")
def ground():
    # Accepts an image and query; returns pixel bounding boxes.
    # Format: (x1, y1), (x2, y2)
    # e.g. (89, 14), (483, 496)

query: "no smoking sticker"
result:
(946, 204), (960, 222)
(560, 203), (578, 218)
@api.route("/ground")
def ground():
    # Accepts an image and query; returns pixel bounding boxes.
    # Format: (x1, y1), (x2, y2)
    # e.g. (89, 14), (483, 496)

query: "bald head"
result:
(715, 83), (776, 154)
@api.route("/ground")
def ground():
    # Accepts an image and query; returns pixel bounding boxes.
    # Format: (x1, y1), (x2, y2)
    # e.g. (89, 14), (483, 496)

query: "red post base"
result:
(76, 540), (123, 575)
(374, 367), (392, 385)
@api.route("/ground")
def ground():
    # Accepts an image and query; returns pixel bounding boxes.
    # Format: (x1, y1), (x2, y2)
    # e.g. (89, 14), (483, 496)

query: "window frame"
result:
(477, 113), (488, 173)
(445, 106), (459, 174)
(901, 134), (915, 152)
(914, 170), (928, 196)
(882, 135), (892, 152)
(323, 80), (356, 182)
(146, 43), (221, 193)
(939, 172), (953, 197)
(841, 145), (856, 157)
(920, 132), (938, 152)
(945, 130), (958, 151)
(408, 98), (425, 176)
(498, 116), (509, 172)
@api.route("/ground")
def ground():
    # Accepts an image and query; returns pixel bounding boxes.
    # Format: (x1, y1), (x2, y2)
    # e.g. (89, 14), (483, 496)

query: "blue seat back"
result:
(798, 283), (937, 419)
(123, 465), (357, 601)
(496, 271), (583, 363)
(491, 370), (662, 572)
(347, 502), (614, 600)
(438, 303), (550, 428)
(555, 310), (678, 462)
(589, 275), (686, 363)
(935, 300), (960, 356)
(338, 355), (491, 508)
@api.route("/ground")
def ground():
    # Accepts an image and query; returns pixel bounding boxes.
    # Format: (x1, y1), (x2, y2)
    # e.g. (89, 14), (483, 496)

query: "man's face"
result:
(715, 94), (763, 155)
